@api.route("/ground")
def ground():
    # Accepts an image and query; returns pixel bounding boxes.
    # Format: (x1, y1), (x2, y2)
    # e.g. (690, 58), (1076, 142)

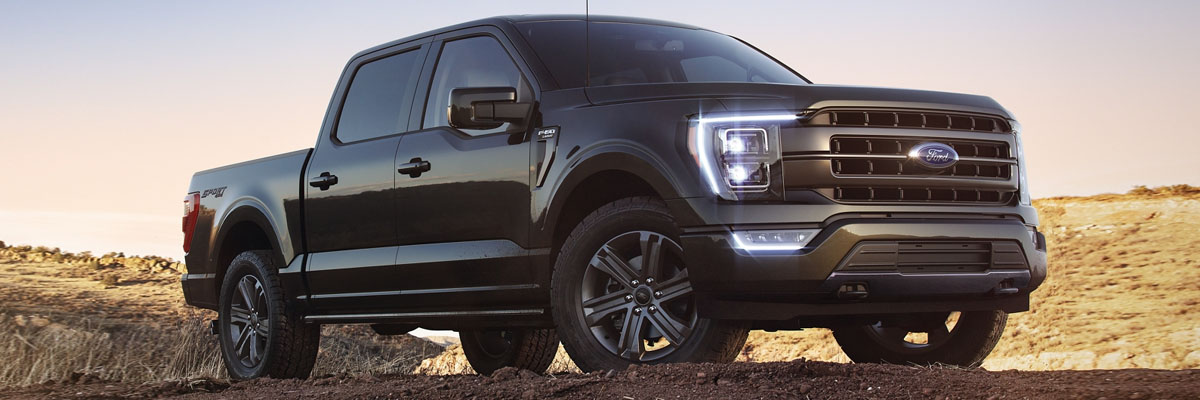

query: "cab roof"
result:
(352, 14), (705, 60)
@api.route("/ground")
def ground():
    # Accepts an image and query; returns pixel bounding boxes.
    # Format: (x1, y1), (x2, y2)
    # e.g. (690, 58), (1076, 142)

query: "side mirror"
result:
(448, 87), (533, 132)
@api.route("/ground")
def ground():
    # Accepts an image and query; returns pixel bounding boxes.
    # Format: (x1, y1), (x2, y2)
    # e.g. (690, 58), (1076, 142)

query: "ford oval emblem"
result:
(908, 142), (959, 169)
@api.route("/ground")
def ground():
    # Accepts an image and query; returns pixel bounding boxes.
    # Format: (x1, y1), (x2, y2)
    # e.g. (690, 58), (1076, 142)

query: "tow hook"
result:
(993, 279), (1019, 295)
(837, 283), (869, 299)
(208, 319), (219, 335)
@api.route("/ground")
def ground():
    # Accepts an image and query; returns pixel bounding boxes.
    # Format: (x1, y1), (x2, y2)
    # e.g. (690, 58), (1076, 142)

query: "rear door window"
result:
(335, 49), (425, 143)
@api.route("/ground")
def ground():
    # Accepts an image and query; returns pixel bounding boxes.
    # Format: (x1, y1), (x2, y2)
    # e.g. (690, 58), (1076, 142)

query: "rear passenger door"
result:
(303, 42), (430, 312)
(389, 29), (542, 309)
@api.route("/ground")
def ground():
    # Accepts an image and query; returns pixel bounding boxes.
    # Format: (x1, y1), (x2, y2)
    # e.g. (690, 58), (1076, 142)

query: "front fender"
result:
(535, 140), (696, 246)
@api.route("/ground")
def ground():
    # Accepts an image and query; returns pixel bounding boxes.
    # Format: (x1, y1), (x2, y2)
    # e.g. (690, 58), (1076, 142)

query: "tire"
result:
(550, 196), (749, 372)
(217, 250), (320, 380)
(832, 310), (1008, 368)
(459, 328), (559, 375)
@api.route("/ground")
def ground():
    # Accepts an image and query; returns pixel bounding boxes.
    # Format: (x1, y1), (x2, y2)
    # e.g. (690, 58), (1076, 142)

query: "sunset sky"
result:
(1, 0), (1198, 260)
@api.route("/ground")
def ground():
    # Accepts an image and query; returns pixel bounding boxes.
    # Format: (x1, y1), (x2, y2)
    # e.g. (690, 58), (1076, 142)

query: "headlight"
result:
(690, 113), (797, 200)
(1013, 120), (1032, 205)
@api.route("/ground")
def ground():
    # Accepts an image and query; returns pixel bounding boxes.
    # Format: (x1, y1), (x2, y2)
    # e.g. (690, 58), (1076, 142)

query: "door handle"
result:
(398, 158), (431, 178)
(308, 172), (338, 190)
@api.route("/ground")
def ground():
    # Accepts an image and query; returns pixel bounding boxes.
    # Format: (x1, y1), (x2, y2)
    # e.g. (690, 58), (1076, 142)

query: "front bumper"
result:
(680, 217), (1047, 321)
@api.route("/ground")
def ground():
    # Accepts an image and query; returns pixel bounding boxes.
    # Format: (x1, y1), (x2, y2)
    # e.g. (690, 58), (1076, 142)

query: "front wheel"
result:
(217, 251), (320, 380)
(551, 197), (748, 372)
(832, 310), (1008, 368)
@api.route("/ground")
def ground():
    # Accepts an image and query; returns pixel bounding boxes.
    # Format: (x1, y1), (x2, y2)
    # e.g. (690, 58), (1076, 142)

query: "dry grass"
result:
(0, 312), (447, 388)
(314, 325), (445, 376)
(0, 246), (446, 388)
(0, 310), (223, 386)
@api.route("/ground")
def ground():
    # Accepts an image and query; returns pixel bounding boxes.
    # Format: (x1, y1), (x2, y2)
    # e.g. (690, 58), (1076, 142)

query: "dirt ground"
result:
(1, 186), (1198, 398)
(3, 361), (1198, 400)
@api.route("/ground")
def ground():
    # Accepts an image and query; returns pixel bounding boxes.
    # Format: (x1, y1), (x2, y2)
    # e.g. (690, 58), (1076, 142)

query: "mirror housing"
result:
(448, 87), (533, 132)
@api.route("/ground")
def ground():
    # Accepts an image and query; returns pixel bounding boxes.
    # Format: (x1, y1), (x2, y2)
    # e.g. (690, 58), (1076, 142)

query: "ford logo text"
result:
(908, 142), (959, 169)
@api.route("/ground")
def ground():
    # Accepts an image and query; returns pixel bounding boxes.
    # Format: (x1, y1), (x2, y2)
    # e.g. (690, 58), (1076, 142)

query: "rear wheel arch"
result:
(212, 206), (286, 299)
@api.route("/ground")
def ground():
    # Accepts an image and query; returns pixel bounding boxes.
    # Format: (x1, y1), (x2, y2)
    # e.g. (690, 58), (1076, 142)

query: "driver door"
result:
(389, 30), (541, 310)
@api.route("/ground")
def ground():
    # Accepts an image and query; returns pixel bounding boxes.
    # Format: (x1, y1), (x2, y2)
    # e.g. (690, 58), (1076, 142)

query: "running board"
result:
(303, 308), (544, 322)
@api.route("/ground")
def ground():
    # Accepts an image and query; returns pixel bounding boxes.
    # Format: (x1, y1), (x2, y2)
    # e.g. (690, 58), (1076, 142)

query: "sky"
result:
(1, 0), (1199, 260)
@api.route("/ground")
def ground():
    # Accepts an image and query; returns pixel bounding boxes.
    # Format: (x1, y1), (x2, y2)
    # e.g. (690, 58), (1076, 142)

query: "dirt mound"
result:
(4, 360), (1197, 399)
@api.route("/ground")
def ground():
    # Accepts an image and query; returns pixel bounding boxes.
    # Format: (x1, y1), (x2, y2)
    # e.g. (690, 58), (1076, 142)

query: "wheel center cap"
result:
(633, 287), (653, 305)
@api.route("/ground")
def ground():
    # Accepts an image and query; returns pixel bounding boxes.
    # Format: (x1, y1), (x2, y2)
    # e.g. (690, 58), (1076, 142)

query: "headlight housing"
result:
(1012, 120), (1032, 205)
(689, 113), (798, 200)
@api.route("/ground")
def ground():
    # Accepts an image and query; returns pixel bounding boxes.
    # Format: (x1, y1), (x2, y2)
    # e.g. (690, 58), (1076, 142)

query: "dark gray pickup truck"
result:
(181, 15), (1046, 379)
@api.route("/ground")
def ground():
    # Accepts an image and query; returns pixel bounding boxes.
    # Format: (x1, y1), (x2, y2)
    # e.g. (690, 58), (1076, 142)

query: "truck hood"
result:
(583, 82), (1013, 119)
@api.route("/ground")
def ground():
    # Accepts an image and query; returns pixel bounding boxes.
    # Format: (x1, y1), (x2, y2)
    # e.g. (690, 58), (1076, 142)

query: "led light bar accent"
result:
(694, 114), (798, 197)
(731, 229), (819, 251)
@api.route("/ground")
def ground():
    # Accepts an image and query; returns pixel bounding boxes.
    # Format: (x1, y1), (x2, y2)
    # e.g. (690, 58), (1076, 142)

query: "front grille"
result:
(838, 241), (1028, 273)
(830, 137), (1012, 179)
(832, 187), (1013, 204)
(831, 137), (1009, 158)
(806, 109), (1012, 133)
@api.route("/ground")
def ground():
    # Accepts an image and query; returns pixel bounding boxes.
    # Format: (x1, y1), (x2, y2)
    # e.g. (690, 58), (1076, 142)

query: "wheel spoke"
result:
(233, 325), (252, 360)
(655, 270), (692, 303)
(927, 325), (951, 344)
(875, 325), (909, 342)
(639, 232), (664, 278)
(237, 277), (255, 309)
(253, 280), (267, 311)
(590, 245), (640, 287)
(583, 290), (633, 326)
(646, 308), (690, 346)
(618, 313), (647, 360)
(248, 331), (260, 362)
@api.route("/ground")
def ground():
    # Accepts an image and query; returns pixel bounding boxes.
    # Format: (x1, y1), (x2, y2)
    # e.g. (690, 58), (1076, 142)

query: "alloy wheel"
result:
(578, 231), (697, 362)
(227, 275), (270, 368)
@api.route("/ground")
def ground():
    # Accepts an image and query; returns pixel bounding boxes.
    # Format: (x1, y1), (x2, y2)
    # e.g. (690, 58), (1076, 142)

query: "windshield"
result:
(516, 20), (807, 89)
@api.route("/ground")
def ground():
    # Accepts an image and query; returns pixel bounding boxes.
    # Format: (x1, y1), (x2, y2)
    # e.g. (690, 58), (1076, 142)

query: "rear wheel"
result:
(551, 197), (748, 372)
(217, 251), (320, 380)
(459, 328), (559, 375)
(832, 310), (1007, 368)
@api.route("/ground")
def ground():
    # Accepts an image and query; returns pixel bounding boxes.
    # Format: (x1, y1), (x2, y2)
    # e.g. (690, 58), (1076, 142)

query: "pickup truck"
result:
(181, 15), (1047, 379)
